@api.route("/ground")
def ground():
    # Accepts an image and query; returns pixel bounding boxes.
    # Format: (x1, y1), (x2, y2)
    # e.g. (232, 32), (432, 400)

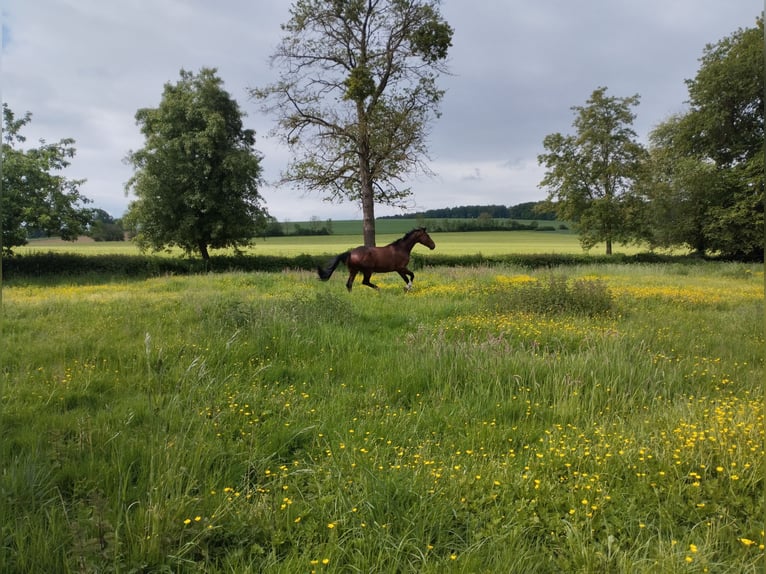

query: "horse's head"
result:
(415, 228), (436, 250)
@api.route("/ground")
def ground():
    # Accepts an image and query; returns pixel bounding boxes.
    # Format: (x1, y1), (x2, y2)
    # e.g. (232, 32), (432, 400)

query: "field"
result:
(268, 218), (567, 237)
(19, 227), (652, 258)
(0, 240), (763, 571)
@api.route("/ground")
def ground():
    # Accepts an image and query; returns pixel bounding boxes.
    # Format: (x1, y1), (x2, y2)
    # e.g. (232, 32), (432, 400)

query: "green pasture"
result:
(0, 258), (762, 572)
(19, 227), (657, 258)
(277, 218), (566, 236)
(252, 231), (596, 257)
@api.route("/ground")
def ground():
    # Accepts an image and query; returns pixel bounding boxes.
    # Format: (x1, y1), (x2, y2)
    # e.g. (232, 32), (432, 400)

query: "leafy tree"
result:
(252, 0), (453, 247)
(1, 104), (92, 253)
(538, 87), (649, 254)
(88, 209), (125, 242)
(513, 201), (556, 220)
(640, 115), (723, 256)
(646, 19), (763, 259)
(125, 68), (267, 259)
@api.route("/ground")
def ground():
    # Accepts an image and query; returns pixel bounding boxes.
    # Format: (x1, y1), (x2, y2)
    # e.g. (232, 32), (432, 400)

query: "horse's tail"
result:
(317, 251), (350, 281)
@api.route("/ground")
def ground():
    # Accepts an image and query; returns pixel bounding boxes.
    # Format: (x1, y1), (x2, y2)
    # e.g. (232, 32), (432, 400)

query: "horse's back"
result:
(348, 245), (408, 272)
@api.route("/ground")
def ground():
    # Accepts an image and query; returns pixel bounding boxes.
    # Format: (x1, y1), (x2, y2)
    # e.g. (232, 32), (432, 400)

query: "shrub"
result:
(489, 274), (614, 316)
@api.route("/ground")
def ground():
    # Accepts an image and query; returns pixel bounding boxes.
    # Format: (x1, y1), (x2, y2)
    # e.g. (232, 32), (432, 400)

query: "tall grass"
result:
(1, 263), (763, 572)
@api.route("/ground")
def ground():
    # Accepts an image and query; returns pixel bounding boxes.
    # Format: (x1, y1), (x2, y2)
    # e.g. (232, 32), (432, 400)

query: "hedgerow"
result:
(1, 251), (695, 280)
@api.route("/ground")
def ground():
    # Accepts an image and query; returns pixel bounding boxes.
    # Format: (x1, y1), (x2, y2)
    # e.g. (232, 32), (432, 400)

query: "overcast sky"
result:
(2, 1), (762, 221)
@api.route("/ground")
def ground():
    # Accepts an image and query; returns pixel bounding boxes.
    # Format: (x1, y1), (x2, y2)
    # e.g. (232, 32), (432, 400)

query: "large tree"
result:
(125, 68), (268, 259)
(640, 114), (727, 256)
(646, 18), (763, 259)
(252, 0), (452, 246)
(1, 104), (92, 254)
(538, 87), (648, 255)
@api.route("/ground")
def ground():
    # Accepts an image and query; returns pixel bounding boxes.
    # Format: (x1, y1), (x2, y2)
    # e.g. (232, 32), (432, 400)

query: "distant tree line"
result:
(262, 216), (334, 237)
(427, 218), (560, 233)
(380, 201), (557, 221)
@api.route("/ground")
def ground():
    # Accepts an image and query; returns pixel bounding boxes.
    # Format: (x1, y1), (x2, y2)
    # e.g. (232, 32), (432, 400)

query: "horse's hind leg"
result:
(361, 271), (379, 291)
(346, 270), (358, 291)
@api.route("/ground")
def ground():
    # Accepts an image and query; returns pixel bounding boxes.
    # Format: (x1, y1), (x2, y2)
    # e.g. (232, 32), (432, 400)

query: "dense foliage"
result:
(381, 202), (557, 221)
(644, 18), (764, 260)
(0, 104), (93, 253)
(124, 68), (267, 260)
(87, 209), (125, 242)
(538, 18), (764, 261)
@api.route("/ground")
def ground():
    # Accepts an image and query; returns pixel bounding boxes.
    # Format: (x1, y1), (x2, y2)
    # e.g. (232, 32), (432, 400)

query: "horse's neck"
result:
(398, 236), (418, 253)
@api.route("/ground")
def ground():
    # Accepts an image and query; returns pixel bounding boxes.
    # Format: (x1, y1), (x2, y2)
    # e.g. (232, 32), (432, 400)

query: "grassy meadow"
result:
(19, 230), (578, 257)
(14, 219), (624, 257)
(0, 241), (763, 571)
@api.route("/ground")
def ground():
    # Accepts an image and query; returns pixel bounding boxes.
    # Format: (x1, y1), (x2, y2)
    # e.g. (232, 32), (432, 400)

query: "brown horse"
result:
(317, 228), (436, 291)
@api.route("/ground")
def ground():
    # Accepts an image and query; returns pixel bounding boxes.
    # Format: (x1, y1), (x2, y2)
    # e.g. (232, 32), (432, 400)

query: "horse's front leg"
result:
(397, 269), (415, 291)
(361, 271), (379, 291)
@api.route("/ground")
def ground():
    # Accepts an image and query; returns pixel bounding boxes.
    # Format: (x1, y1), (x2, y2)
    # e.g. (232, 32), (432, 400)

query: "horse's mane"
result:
(390, 227), (426, 246)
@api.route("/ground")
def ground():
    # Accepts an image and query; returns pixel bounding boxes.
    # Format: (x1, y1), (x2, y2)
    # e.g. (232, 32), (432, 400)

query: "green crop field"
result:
(19, 226), (655, 258)
(251, 231), (601, 257)
(275, 218), (567, 237)
(1, 253), (762, 572)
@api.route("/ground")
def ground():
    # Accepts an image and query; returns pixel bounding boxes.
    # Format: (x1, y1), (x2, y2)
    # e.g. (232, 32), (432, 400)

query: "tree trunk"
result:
(357, 102), (376, 247)
(199, 242), (210, 260)
(605, 239), (612, 255)
(360, 183), (376, 247)
(692, 235), (706, 257)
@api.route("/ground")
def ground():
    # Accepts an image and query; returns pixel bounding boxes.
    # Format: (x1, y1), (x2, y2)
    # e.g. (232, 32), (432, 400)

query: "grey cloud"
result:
(3, 0), (760, 220)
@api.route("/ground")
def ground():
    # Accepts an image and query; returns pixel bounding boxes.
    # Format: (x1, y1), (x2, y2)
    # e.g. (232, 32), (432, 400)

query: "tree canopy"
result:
(1, 104), (92, 254)
(537, 88), (648, 254)
(88, 209), (125, 242)
(125, 68), (267, 259)
(645, 18), (764, 259)
(253, 0), (453, 246)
